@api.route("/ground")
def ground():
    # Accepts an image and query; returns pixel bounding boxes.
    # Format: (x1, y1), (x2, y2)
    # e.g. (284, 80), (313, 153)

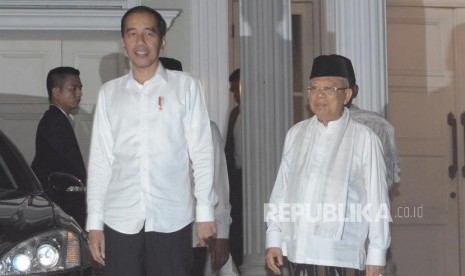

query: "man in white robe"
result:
(265, 55), (391, 276)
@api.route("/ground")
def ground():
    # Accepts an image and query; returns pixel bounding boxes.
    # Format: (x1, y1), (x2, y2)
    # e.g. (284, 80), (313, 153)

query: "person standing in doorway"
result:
(225, 68), (243, 268)
(158, 57), (238, 276)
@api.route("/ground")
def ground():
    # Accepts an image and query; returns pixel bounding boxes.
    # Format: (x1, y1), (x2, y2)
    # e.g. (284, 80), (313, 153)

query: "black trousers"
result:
(191, 247), (207, 276)
(228, 168), (243, 267)
(288, 262), (364, 276)
(104, 224), (193, 276)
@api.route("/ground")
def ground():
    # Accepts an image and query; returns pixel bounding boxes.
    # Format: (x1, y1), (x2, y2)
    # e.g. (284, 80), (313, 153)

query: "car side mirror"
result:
(48, 172), (86, 194)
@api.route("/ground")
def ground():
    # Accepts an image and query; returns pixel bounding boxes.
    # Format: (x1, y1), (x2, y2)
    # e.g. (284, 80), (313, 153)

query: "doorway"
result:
(229, 0), (318, 121)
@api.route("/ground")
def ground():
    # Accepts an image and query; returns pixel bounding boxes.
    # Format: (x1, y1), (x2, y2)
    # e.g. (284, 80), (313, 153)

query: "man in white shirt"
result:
(157, 57), (238, 276)
(192, 122), (239, 276)
(265, 55), (391, 276)
(206, 121), (239, 275)
(339, 54), (400, 190)
(86, 6), (216, 276)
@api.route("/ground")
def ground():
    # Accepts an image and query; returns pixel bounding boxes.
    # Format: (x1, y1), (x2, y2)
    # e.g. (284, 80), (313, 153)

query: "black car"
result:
(0, 130), (92, 275)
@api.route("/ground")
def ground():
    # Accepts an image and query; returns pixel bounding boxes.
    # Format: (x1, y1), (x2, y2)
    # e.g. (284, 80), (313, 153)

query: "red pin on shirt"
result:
(158, 96), (164, 111)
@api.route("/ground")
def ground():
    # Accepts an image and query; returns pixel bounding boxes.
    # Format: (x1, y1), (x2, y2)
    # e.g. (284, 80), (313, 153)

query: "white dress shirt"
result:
(86, 65), (216, 234)
(210, 121), (232, 239)
(266, 110), (391, 270)
(193, 121), (231, 244)
(193, 122), (238, 275)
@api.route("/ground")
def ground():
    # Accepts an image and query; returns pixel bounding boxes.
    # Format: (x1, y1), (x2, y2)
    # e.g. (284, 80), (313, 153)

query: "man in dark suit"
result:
(31, 66), (87, 228)
(225, 68), (243, 268)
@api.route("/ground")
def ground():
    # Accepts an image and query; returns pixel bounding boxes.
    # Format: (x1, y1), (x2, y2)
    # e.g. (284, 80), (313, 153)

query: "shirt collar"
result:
(317, 107), (349, 130)
(126, 62), (169, 88)
(51, 104), (74, 127)
(51, 104), (71, 118)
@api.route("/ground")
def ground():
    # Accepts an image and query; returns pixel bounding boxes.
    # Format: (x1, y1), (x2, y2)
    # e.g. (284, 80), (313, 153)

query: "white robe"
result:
(266, 108), (391, 270)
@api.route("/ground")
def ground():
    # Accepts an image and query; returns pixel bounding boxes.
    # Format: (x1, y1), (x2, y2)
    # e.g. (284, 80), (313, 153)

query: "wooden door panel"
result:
(391, 226), (458, 276)
(0, 41), (61, 163)
(390, 91), (452, 152)
(387, 6), (460, 275)
(391, 156), (451, 225)
(455, 9), (465, 276)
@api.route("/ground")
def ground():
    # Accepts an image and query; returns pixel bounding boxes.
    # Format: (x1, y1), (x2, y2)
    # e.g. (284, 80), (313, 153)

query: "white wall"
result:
(143, 0), (192, 71)
(0, 2), (194, 165)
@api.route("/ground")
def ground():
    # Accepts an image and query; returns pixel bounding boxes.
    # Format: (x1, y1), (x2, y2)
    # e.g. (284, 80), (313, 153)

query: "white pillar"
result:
(190, 0), (230, 138)
(239, 0), (293, 274)
(321, 0), (388, 116)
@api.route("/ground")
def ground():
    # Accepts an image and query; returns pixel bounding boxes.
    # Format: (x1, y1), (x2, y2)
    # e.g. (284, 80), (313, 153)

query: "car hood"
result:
(0, 189), (58, 255)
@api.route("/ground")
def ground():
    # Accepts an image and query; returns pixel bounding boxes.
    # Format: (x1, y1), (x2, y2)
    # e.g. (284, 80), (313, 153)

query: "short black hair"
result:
(229, 68), (240, 82)
(46, 67), (80, 102)
(121, 5), (167, 38)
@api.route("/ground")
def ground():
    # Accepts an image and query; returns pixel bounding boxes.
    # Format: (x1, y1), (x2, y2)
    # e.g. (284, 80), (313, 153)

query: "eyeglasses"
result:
(305, 86), (347, 97)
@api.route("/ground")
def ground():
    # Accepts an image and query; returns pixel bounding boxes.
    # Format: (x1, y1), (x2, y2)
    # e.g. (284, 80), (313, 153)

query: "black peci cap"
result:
(310, 54), (355, 86)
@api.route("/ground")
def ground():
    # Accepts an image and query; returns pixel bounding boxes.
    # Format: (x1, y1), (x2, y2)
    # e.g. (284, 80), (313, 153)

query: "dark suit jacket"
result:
(224, 105), (243, 266)
(31, 105), (87, 227)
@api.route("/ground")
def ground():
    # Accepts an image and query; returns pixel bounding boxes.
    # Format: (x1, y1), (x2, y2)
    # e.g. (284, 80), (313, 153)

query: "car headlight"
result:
(0, 229), (83, 275)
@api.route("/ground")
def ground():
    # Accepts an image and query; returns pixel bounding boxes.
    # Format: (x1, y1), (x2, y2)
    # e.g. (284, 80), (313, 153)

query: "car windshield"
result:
(0, 131), (42, 192)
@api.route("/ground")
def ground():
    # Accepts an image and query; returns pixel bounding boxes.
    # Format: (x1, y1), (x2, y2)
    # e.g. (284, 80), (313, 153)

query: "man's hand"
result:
(365, 265), (385, 276)
(210, 238), (230, 270)
(196, 221), (216, 247)
(265, 247), (283, 275)
(88, 230), (105, 266)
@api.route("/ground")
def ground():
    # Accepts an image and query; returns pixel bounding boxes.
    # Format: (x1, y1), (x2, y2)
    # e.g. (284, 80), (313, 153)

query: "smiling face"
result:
(122, 11), (165, 82)
(308, 76), (352, 126)
(52, 75), (82, 115)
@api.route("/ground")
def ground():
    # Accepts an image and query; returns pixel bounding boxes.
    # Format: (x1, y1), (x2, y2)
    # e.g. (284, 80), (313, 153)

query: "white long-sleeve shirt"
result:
(193, 121), (232, 245)
(349, 105), (400, 188)
(210, 122), (232, 239)
(266, 110), (391, 270)
(86, 65), (216, 234)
